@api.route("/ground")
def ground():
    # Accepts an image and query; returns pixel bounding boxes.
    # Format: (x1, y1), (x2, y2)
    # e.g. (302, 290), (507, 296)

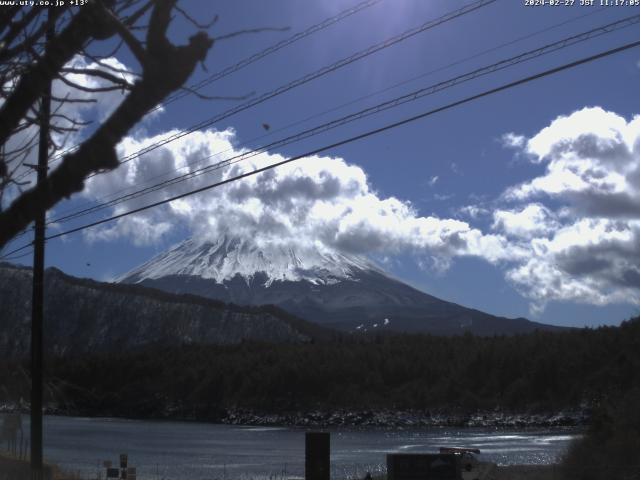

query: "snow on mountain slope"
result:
(119, 235), (383, 287)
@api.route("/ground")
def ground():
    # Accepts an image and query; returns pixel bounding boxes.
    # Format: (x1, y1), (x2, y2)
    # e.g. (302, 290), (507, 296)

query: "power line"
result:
(1, 249), (33, 262)
(44, 4), (607, 226)
(4, 36), (638, 260)
(160, 0), (384, 109)
(107, 0), (499, 169)
(12, 0), (384, 181)
(45, 12), (640, 227)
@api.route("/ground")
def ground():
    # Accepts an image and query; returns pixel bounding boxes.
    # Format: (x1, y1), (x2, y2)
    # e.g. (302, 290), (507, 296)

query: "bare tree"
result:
(0, 0), (214, 249)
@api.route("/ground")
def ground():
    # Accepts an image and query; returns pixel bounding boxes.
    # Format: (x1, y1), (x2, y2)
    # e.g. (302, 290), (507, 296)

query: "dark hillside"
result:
(0, 263), (332, 358)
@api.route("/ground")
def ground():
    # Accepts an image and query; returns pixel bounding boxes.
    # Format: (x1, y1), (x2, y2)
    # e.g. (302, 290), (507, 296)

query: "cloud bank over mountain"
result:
(83, 106), (640, 314)
(84, 129), (512, 261)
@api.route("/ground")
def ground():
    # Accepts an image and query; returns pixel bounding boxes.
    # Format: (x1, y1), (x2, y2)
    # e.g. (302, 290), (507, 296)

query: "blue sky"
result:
(4, 0), (640, 327)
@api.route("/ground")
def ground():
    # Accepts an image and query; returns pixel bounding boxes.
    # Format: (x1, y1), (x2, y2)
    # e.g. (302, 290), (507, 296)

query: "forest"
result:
(2, 316), (639, 421)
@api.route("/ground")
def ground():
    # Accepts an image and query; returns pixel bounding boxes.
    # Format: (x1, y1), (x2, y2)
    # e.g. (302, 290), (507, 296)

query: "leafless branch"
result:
(216, 26), (290, 42)
(50, 113), (92, 127)
(106, 10), (146, 65)
(81, 38), (126, 62)
(61, 67), (133, 86)
(175, 4), (218, 30)
(0, 0), (213, 248)
(50, 95), (97, 104)
(58, 72), (133, 93)
(178, 84), (255, 102)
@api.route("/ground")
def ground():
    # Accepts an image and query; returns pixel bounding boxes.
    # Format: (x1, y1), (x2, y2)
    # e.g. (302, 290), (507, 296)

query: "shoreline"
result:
(2, 403), (589, 429)
(219, 408), (588, 429)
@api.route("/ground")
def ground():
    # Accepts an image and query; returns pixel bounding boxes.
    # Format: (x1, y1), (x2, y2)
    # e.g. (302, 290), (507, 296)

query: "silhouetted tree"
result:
(0, 0), (214, 248)
(561, 388), (640, 480)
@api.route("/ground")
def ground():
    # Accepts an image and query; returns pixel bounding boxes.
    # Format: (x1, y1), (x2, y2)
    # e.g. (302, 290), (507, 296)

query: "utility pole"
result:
(31, 9), (53, 480)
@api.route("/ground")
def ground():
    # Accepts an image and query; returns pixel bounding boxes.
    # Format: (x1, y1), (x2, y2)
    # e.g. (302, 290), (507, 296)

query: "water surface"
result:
(17, 416), (579, 479)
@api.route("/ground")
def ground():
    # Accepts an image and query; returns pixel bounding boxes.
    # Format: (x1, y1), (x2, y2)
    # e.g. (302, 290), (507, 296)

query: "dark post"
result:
(305, 431), (330, 480)
(31, 10), (53, 480)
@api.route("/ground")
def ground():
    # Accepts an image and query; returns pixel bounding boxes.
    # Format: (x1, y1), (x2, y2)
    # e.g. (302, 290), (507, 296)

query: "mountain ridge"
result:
(0, 262), (332, 358)
(119, 235), (563, 336)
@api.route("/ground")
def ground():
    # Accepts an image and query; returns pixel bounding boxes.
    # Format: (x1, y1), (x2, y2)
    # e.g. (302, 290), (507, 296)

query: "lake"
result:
(14, 415), (579, 480)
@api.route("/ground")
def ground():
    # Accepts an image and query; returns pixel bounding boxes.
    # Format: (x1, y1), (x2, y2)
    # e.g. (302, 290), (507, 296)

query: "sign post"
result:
(104, 455), (134, 480)
(305, 432), (330, 480)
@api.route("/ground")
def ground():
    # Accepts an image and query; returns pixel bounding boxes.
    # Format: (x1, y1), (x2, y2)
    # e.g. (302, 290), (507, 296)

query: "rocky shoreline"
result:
(219, 408), (589, 428)
(1, 401), (590, 428)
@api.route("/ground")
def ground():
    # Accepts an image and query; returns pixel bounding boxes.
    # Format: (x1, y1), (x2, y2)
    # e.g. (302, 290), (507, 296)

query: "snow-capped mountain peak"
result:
(117, 234), (559, 336)
(118, 235), (381, 286)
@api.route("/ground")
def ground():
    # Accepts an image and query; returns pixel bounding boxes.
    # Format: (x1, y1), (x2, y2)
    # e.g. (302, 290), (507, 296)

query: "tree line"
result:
(2, 317), (639, 420)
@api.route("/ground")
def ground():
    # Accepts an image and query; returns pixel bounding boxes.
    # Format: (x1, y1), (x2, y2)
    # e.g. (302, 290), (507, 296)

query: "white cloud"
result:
(492, 204), (559, 239)
(505, 107), (640, 219)
(505, 218), (640, 314)
(427, 175), (439, 186)
(501, 132), (526, 149)
(458, 204), (490, 219)
(84, 129), (512, 268)
(494, 107), (640, 313)
(86, 216), (173, 247)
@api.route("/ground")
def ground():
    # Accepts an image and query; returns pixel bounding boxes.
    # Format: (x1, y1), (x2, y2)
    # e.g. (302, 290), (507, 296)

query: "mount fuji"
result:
(119, 235), (560, 336)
